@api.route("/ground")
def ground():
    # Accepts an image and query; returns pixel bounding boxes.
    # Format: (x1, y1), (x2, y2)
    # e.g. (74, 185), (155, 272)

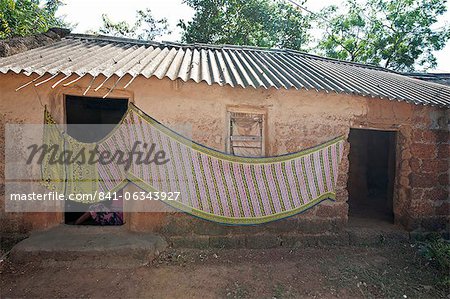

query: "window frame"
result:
(226, 106), (267, 157)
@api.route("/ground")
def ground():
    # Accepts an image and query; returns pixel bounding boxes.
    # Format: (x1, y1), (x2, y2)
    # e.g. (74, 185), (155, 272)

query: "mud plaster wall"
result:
(0, 72), (448, 238)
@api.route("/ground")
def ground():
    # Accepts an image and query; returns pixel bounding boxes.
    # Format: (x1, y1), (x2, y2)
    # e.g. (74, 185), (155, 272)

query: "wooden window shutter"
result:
(227, 111), (265, 157)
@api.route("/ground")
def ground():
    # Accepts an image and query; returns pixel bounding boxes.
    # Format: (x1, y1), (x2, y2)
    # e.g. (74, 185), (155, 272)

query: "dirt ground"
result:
(0, 243), (448, 299)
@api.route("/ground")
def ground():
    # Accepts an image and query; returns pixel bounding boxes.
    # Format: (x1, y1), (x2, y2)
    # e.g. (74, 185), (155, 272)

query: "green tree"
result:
(0, 0), (67, 39)
(96, 9), (171, 41)
(178, 0), (311, 50)
(317, 0), (450, 71)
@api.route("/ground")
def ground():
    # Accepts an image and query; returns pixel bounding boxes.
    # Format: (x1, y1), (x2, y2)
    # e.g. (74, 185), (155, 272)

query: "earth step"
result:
(167, 226), (411, 249)
(9, 225), (168, 269)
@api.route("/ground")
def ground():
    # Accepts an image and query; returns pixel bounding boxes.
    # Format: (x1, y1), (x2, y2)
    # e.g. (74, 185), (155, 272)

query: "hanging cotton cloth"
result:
(41, 103), (345, 225)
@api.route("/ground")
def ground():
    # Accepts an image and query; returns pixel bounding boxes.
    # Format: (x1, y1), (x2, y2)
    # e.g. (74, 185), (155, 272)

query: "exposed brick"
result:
(400, 148), (413, 160)
(411, 189), (424, 201)
(409, 200), (434, 216)
(192, 220), (232, 236)
(437, 144), (450, 159)
(436, 130), (449, 144)
(330, 218), (347, 233)
(438, 173), (449, 186)
(411, 143), (436, 159)
(335, 188), (348, 202)
(422, 130), (438, 144)
(412, 130), (441, 144)
(168, 236), (209, 249)
(209, 235), (246, 248)
(296, 207), (316, 218)
(410, 173), (439, 188)
(283, 235), (319, 247)
(409, 158), (421, 172)
(437, 160), (449, 173)
(264, 218), (298, 233)
(160, 215), (195, 236)
(415, 159), (447, 174)
(0, 218), (19, 234)
(435, 202), (449, 216)
(225, 224), (266, 235)
(245, 234), (283, 248)
(297, 218), (336, 234)
(420, 159), (441, 173)
(315, 202), (348, 218)
(293, 233), (349, 247)
(412, 115), (429, 127)
(423, 187), (448, 201)
(399, 176), (409, 188)
(412, 130), (424, 143)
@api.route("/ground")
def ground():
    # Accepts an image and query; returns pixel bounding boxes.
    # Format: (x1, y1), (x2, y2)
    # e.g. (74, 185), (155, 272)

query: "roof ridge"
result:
(67, 33), (161, 47)
(66, 33), (394, 73)
(282, 49), (395, 73)
(406, 72), (450, 77)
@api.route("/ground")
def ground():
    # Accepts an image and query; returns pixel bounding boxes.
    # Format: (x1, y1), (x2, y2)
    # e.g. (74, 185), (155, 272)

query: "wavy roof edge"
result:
(0, 32), (449, 108)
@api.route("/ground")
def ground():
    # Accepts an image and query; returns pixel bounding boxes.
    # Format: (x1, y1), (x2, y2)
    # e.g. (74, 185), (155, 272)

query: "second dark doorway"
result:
(347, 128), (396, 223)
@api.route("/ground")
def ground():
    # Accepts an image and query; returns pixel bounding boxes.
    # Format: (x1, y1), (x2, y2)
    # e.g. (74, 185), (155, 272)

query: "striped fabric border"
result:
(42, 104), (345, 225)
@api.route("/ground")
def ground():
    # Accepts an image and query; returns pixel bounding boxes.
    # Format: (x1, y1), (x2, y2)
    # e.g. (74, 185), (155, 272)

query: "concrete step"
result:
(9, 225), (168, 268)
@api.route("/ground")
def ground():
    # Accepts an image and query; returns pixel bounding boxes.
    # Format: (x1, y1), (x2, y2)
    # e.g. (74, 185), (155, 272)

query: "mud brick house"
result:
(0, 29), (449, 246)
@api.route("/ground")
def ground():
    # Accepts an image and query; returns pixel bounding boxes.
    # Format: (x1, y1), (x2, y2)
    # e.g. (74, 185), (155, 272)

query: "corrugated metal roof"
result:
(0, 33), (449, 107)
(405, 73), (450, 87)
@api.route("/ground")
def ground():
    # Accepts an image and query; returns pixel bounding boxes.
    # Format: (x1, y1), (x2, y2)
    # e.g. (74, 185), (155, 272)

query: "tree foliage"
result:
(317, 0), (450, 71)
(179, 0), (450, 71)
(1, 0), (448, 71)
(96, 9), (171, 41)
(178, 0), (311, 50)
(0, 0), (67, 39)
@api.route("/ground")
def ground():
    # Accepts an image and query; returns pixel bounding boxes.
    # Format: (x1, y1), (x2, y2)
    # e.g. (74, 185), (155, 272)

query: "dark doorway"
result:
(64, 96), (128, 224)
(65, 96), (129, 142)
(347, 128), (396, 223)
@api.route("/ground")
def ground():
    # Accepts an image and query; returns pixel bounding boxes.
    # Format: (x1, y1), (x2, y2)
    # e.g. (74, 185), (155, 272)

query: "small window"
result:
(227, 110), (265, 157)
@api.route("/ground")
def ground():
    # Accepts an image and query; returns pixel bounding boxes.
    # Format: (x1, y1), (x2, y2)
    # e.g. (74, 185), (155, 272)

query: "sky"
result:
(56, 0), (450, 72)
